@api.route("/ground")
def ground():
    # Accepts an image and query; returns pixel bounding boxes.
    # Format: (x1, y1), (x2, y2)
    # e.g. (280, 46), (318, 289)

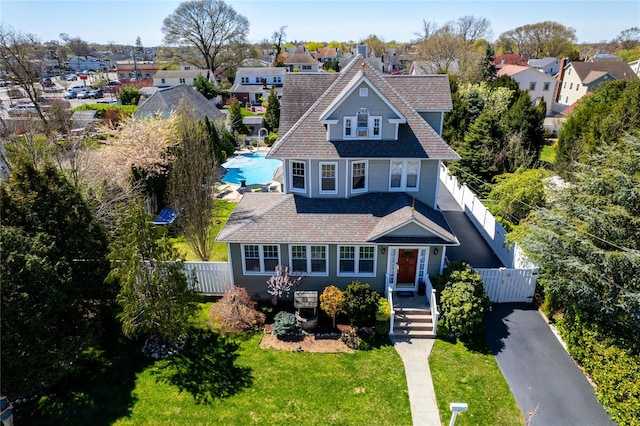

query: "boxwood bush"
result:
(341, 281), (380, 327)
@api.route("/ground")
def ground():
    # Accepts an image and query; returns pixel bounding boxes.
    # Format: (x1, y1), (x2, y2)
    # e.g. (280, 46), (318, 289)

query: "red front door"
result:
(397, 249), (418, 285)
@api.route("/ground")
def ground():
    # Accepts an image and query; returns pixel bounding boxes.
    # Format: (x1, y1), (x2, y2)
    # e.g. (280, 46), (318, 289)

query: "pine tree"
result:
(264, 85), (280, 132)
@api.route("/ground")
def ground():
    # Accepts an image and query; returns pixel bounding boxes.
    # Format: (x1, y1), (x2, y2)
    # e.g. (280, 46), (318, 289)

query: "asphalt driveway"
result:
(483, 303), (614, 426)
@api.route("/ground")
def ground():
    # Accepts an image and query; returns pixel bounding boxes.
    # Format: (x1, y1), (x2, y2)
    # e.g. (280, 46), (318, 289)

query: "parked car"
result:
(7, 88), (26, 99)
(76, 90), (91, 99)
(8, 103), (38, 116)
(41, 77), (55, 87)
(104, 80), (121, 93)
(63, 90), (77, 99)
(88, 88), (103, 99)
(66, 74), (78, 81)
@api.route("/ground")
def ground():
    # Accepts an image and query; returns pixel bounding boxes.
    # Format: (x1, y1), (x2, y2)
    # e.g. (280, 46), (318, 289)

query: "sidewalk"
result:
(392, 337), (441, 426)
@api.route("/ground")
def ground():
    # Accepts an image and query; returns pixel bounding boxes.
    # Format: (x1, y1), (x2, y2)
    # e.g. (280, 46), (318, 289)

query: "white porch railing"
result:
(387, 286), (395, 335)
(184, 261), (233, 295)
(430, 289), (438, 336)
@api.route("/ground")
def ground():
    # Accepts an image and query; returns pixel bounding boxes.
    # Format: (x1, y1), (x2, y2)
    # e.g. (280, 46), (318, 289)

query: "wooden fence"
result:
(184, 261), (233, 295)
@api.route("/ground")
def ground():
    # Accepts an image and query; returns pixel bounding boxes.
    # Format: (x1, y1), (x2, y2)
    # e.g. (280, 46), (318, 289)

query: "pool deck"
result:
(218, 147), (281, 202)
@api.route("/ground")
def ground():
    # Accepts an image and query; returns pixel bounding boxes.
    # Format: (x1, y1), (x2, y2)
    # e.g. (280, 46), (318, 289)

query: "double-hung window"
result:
(243, 244), (280, 274)
(290, 245), (328, 275)
(338, 246), (375, 276)
(319, 162), (337, 194)
(389, 160), (420, 191)
(351, 161), (367, 193)
(291, 161), (306, 192)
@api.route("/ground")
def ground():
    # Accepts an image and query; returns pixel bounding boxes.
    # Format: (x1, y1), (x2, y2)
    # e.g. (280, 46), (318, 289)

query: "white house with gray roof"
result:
(152, 68), (217, 89)
(217, 55), (461, 323)
(230, 67), (286, 106)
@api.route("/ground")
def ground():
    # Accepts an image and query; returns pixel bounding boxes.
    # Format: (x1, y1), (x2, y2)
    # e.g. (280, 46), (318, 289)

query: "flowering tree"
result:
(266, 265), (302, 305)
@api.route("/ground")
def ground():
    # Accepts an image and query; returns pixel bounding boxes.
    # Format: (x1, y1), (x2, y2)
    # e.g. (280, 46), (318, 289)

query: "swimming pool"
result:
(221, 152), (282, 185)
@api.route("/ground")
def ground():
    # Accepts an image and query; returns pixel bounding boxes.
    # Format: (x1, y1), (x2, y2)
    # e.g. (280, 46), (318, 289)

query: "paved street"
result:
(483, 304), (614, 426)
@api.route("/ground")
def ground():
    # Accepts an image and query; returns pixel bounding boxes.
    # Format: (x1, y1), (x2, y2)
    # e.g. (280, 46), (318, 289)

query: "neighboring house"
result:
(528, 57), (562, 76)
(381, 48), (405, 74)
(497, 65), (558, 116)
(492, 54), (528, 69)
(153, 69), (217, 89)
(587, 53), (622, 62)
(230, 67), (286, 105)
(216, 54), (461, 299)
(312, 47), (340, 63)
(284, 47), (322, 72)
(68, 56), (106, 72)
(115, 60), (159, 80)
(554, 61), (638, 113)
(134, 84), (225, 121)
(410, 59), (460, 76)
(243, 116), (267, 141)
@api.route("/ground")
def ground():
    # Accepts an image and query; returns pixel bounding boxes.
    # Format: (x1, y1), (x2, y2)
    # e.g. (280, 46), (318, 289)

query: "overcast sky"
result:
(2, 0), (638, 46)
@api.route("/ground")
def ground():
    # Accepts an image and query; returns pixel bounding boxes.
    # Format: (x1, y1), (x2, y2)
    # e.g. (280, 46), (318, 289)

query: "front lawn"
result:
(431, 337), (524, 425)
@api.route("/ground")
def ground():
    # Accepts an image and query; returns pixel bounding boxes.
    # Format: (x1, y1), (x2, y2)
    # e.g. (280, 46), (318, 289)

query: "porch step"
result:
(391, 307), (435, 338)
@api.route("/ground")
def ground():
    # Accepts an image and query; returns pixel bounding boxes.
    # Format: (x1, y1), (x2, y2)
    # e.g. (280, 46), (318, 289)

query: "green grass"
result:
(21, 302), (412, 426)
(540, 142), (557, 164)
(431, 337), (524, 425)
(170, 200), (236, 261)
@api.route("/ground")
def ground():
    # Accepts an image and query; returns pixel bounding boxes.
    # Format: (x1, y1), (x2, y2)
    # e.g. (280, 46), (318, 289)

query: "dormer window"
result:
(343, 108), (382, 139)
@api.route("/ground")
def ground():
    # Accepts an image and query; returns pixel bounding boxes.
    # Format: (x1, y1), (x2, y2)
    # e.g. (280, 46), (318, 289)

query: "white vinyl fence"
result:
(184, 262), (233, 295)
(476, 268), (536, 303)
(440, 164), (537, 303)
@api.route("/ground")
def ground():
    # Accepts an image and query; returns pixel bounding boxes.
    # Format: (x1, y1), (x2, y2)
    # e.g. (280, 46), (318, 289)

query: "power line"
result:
(449, 166), (640, 258)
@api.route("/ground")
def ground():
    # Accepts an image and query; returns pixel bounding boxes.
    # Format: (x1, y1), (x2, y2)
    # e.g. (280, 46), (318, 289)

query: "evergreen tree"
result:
(193, 74), (219, 100)
(106, 201), (198, 347)
(228, 97), (249, 135)
(480, 44), (497, 82)
(520, 135), (640, 345)
(264, 85), (280, 132)
(0, 161), (113, 398)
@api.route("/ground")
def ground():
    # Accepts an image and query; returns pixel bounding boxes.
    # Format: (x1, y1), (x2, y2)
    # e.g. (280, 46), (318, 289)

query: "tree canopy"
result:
(0, 160), (113, 398)
(162, 0), (249, 74)
(520, 135), (640, 347)
(496, 21), (577, 59)
(556, 80), (640, 175)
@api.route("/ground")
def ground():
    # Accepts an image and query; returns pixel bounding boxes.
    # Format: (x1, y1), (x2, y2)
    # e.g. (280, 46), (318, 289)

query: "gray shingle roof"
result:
(268, 55), (459, 160)
(216, 192), (458, 245)
(570, 61), (638, 83)
(134, 84), (224, 121)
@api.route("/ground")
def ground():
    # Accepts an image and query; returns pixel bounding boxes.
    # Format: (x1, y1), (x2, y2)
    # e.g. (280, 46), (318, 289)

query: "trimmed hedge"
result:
(73, 104), (137, 119)
(556, 315), (640, 425)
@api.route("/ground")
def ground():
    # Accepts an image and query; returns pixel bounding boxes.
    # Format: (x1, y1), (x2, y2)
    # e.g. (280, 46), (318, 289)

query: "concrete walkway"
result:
(392, 337), (441, 426)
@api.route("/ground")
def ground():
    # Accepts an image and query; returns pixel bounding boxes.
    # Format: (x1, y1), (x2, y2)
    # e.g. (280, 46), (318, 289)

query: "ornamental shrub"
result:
(272, 311), (297, 338)
(209, 287), (265, 335)
(320, 285), (345, 329)
(376, 298), (391, 321)
(439, 264), (491, 337)
(342, 281), (380, 327)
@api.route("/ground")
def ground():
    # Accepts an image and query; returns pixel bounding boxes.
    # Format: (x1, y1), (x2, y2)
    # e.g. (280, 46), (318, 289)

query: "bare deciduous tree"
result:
(167, 102), (220, 261)
(162, 0), (249, 74)
(496, 21), (577, 59)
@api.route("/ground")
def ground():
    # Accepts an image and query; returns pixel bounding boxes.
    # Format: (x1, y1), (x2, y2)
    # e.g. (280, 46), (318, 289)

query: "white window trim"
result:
(343, 115), (382, 139)
(319, 161), (338, 194)
(290, 160), (306, 193)
(289, 244), (329, 276)
(337, 245), (377, 277)
(389, 159), (421, 191)
(351, 160), (368, 193)
(241, 244), (281, 275)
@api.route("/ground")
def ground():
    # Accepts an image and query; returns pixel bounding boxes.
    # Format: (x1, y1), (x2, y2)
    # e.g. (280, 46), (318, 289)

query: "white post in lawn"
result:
(449, 402), (468, 426)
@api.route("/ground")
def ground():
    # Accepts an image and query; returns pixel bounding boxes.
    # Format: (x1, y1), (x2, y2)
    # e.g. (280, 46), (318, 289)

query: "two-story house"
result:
(152, 66), (217, 89)
(216, 54), (460, 300)
(554, 61), (638, 113)
(230, 67), (286, 106)
(284, 47), (322, 72)
(497, 65), (558, 116)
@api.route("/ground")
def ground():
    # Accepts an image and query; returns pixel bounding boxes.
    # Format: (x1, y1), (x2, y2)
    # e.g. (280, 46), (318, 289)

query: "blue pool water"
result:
(221, 152), (282, 185)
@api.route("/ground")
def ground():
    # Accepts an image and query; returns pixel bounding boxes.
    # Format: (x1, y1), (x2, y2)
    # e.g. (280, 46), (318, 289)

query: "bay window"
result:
(291, 161), (306, 192)
(351, 161), (367, 192)
(320, 162), (337, 193)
